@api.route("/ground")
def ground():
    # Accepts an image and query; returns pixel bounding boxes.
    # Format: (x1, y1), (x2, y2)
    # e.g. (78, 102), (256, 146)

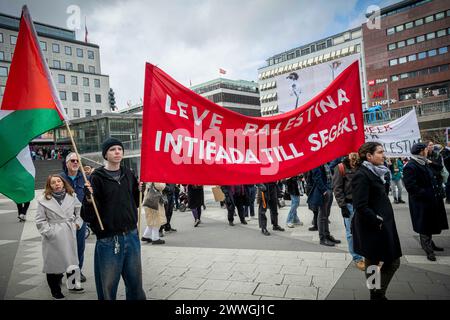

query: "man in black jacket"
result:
(82, 137), (146, 300)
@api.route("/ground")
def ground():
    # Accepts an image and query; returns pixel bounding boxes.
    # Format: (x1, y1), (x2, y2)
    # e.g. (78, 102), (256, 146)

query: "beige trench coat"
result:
(35, 193), (83, 274)
(144, 183), (167, 228)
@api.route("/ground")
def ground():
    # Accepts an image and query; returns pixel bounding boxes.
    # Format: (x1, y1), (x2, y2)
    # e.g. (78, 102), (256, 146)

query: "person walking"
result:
(188, 185), (204, 227)
(35, 174), (84, 299)
(305, 170), (319, 231)
(285, 176), (303, 228)
(307, 164), (340, 246)
(403, 143), (449, 261)
(221, 185), (248, 226)
(257, 182), (285, 236)
(244, 184), (256, 220)
(61, 152), (88, 283)
(160, 183), (177, 234)
(142, 183), (167, 245)
(352, 142), (402, 300)
(388, 158), (405, 203)
(82, 137), (146, 300)
(332, 153), (365, 270)
(16, 201), (30, 222)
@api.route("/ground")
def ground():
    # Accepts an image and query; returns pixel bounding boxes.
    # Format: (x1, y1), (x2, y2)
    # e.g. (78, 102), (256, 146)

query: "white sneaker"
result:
(287, 223), (294, 228)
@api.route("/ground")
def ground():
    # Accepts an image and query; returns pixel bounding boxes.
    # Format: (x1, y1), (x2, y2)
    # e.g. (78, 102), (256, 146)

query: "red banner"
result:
(140, 61), (364, 184)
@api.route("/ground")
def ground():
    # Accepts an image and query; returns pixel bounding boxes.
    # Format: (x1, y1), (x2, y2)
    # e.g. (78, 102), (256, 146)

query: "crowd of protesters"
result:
(20, 136), (449, 300)
(30, 145), (72, 161)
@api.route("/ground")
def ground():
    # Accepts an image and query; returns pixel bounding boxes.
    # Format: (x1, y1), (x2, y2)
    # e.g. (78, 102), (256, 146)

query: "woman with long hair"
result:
(35, 174), (84, 299)
(352, 142), (402, 300)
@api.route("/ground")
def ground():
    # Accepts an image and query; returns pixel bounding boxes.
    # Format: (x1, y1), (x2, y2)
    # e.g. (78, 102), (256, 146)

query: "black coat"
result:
(351, 165), (402, 263)
(403, 159), (449, 235)
(286, 177), (300, 196)
(187, 185), (204, 209)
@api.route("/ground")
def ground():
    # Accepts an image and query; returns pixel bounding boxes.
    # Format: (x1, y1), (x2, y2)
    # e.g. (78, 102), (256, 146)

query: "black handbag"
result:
(143, 183), (160, 210)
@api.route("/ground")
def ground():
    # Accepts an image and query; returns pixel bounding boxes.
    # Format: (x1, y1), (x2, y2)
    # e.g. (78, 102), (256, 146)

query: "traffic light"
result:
(108, 88), (116, 111)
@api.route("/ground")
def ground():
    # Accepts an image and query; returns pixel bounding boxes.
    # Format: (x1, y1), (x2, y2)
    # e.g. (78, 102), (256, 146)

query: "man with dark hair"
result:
(82, 137), (146, 300)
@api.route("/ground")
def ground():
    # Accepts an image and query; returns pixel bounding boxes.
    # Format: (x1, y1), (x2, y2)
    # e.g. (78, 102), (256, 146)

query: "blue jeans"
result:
(94, 229), (146, 300)
(245, 186), (256, 217)
(286, 194), (300, 224)
(344, 203), (363, 262)
(76, 222), (86, 271)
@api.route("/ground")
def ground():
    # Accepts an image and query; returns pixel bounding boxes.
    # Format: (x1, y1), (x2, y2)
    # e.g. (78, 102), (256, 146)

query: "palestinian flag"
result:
(0, 6), (67, 203)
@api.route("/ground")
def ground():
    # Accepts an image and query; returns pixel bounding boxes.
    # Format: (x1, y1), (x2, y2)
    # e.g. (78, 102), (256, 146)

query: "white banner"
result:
(275, 54), (360, 113)
(365, 109), (421, 157)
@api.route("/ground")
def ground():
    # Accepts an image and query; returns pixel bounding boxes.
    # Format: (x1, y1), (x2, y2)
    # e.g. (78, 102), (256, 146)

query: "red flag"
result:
(140, 61), (364, 185)
(219, 68), (226, 75)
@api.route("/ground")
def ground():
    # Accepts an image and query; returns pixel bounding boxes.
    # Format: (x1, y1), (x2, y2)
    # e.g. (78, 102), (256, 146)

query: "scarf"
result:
(362, 161), (390, 184)
(52, 189), (66, 205)
(410, 155), (428, 166)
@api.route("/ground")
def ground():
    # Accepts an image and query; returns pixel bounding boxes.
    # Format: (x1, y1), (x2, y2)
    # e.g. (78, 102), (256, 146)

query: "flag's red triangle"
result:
(1, 7), (64, 119)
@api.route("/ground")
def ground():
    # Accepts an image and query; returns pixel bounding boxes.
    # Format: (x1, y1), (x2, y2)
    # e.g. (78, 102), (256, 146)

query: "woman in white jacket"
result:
(35, 174), (84, 299)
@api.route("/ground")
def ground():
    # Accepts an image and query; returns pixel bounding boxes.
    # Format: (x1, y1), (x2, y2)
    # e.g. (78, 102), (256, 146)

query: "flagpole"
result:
(64, 120), (104, 230)
(138, 189), (142, 239)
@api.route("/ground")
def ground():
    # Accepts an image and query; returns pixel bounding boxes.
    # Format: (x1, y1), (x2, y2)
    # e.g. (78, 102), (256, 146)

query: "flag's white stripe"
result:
(0, 110), (13, 121)
(16, 147), (35, 178)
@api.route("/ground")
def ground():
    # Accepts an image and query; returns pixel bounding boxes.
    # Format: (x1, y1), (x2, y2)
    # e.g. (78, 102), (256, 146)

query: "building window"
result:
(10, 35), (17, 45)
(399, 56), (407, 64)
(76, 48), (83, 57)
(95, 94), (101, 103)
(388, 43), (396, 51)
(85, 109), (91, 117)
(0, 33), (3, 43)
(83, 77), (89, 86)
(397, 40), (405, 48)
(415, 18), (423, 26)
(408, 54), (416, 62)
(59, 91), (66, 100)
(310, 44), (316, 52)
(406, 38), (415, 46)
(438, 46), (448, 54)
(0, 66), (8, 77)
(84, 93), (90, 102)
(327, 39), (332, 47)
(78, 64), (84, 72)
(418, 51), (426, 59)
(386, 27), (395, 35)
(0, 51), (4, 60)
(435, 12), (445, 20)
(40, 41), (47, 51)
(301, 48), (310, 55)
(94, 79), (100, 88)
(88, 66), (95, 73)
(428, 49), (437, 57)
(400, 73), (408, 79)
(73, 108), (80, 118)
(72, 92), (79, 101)
(405, 22), (413, 29)
(71, 76), (77, 85)
(391, 75), (399, 81)
(424, 15), (434, 23)
(88, 50), (94, 59)
(437, 29), (446, 37)
(389, 59), (398, 66)
(65, 46), (72, 55)
(426, 32), (435, 40)
(64, 108), (68, 114)
(65, 62), (73, 70)
(395, 25), (404, 32)
(53, 60), (61, 69)
(416, 35), (425, 43)
(96, 110), (102, 115)
(58, 74), (65, 84)
(52, 43), (60, 53)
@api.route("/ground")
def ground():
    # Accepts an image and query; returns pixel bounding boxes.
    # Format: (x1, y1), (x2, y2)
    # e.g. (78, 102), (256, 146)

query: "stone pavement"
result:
(1, 187), (450, 300)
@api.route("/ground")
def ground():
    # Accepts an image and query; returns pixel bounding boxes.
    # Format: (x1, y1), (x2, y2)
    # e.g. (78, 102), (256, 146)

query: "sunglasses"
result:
(70, 159), (79, 163)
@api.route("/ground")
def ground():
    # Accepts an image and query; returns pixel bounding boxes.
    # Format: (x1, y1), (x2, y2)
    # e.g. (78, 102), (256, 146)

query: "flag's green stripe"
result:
(0, 156), (35, 203)
(0, 108), (63, 167)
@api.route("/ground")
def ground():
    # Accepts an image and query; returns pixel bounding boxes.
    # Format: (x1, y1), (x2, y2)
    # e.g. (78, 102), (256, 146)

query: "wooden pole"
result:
(64, 121), (104, 230)
(138, 189), (143, 239)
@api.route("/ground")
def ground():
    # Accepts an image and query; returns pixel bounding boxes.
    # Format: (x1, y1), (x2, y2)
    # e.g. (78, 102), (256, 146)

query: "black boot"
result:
(398, 198), (405, 204)
(432, 241), (444, 251)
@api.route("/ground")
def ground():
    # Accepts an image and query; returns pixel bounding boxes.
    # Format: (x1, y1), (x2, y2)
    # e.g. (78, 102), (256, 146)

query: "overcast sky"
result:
(0, 0), (397, 109)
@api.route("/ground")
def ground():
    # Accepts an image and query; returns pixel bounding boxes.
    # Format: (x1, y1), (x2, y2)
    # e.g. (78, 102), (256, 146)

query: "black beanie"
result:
(102, 137), (124, 160)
